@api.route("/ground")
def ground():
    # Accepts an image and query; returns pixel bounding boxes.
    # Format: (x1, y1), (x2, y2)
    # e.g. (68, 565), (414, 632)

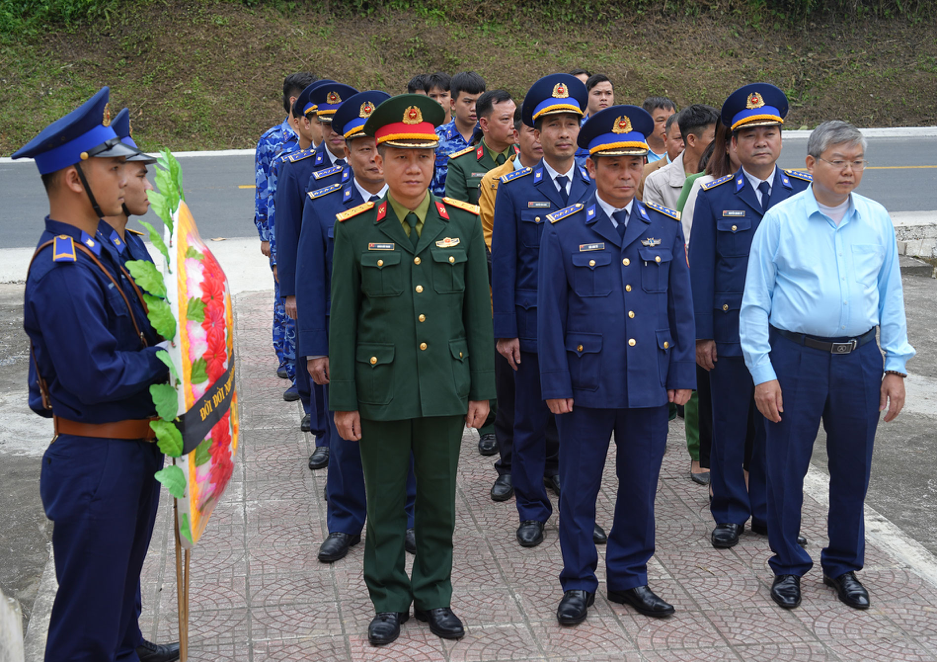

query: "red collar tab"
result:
(513, 145), (520, 154)
(376, 201), (387, 222)
(435, 200), (449, 219)
(476, 145), (484, 161)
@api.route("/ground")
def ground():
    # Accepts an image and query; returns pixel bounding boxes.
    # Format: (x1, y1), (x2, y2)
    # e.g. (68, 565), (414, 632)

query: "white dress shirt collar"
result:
(541, 160), (576, 193)
(595, 194), (635, 228)
(354, 178), (388, 202)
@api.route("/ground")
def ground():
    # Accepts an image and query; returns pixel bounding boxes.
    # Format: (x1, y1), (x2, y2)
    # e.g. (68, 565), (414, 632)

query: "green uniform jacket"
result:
(445, 142), (517, 205)
(329, 193), (497, 420)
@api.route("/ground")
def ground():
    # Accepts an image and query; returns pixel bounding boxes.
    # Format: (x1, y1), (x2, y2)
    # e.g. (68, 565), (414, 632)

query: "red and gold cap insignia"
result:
(403, 106), (423, 125)
(102, 103), (111, 127)
(359, 101), (376, 118)
(552, 83), (569, 99)
(612, 115), (633, 134)
(746, 92), (765, 110)
(327, 91), (342, 105)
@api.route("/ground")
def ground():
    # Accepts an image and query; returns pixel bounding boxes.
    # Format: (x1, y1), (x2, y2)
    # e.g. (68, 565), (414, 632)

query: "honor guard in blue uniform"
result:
(687, 83), (812, 550)
(13, 88), (179, 662)
(275, 80), (354, 466)
(295, 91), (419, 563)
(539, 106), (696, 624)
(491, 74), (606, 548)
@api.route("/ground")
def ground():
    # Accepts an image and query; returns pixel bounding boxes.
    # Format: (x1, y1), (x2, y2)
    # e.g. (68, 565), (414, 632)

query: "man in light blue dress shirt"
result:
(740, 120), (914, 611)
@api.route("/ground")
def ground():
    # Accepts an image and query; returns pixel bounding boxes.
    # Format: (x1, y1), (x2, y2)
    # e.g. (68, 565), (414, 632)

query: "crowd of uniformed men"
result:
(13, 61), (912, 659)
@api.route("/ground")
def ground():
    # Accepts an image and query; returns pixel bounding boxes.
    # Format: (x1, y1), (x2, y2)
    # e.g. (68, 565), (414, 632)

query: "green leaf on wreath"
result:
(149, 382), (178, 421)
(138, 220), (170, 264)
(186, 296), (206, 323)
(156, 350), (181, 382)
(180, 513), (194, 544)
(146, 190), (171, 229)
(190, 357), (208, 384)
(185, 246), (204, 261)
(194, 438), (212, 466)
(151, 419), (183, 457)
(166, 151), (185, 202)
(155, 161), (180, 214)
(155, 464), (186, 498)
(143, 295), (177, 341)
(125, 260), (166, 298)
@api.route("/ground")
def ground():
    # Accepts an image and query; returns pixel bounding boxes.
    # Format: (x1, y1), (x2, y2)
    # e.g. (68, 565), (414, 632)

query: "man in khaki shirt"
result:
(637, 112), (683, 201)
(644, 105), (718, 210)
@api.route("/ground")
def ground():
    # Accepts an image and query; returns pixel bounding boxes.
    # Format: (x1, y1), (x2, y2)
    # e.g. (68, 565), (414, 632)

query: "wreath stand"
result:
(173, 500), (191, 661)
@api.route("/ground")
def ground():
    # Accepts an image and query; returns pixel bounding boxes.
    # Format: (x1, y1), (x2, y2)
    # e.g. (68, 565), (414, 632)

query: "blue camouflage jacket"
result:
(431, 120), (469, 197)
(254, 118), (297, 243)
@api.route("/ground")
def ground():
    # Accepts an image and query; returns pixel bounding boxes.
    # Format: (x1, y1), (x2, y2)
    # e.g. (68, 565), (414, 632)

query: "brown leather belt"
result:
(54, 416), (158, 442)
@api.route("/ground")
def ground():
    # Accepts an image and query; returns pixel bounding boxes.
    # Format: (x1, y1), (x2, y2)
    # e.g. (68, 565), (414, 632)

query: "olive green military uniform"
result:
(329, 191), (496, 613)
(444, 139), (516, 205)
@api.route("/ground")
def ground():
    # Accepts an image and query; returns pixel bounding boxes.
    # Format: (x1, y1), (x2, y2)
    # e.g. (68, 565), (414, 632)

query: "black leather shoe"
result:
(318, 532), (361, 563)
(368, 612), (409, 646)
(770, 574), (802, 609)
(544, 474), (561, 497)
(283, 385), (300, 401)
(517, 520), (545, 547)
(491, 474), (514, 502)
(308, 446), (329, 470)
(405, 528), (417, 554)
(136, 640), (180, 662)
(690, 471), (711, 485)
(557, 590), (594, 626)
(824, 571), (870, 609)
(711, 523), (742, 548)
(276, 366), (289, 379)
(478, 433), (498, 456)
(607, 585), (674, 617)
(415, 607), (464, 639)
(300, 413), (311, 432)
(593, 523), (607, 544)
(750, 521), (808, 547)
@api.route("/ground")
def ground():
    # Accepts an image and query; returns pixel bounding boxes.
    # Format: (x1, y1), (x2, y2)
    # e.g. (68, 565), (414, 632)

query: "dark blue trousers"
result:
(41, 436), (162, 662)
(709, 355), (767, 527)
(324, 385), (415, 534)
(295, 360), (326, 441)
(766, 330), (881, 578)
(556, 405), (668, 593)
(512, 351), (553, 523)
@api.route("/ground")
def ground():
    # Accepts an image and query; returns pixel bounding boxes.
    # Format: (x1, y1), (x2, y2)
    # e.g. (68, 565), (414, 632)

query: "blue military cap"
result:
(111, 108), (156, 164)
(577, 105), (654, 157)
(293, 79), (338, 118)
(311, 83), (359, 123)
(521, 74), (588, 127)
(12, 87), (138, 175)
(722, 83), (789, 132)
(332, 90), (390, 140)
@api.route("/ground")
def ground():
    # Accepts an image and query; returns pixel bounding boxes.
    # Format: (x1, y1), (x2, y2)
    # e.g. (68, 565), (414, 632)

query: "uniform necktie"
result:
(555, 175), (569, 206)
(612, 210), (628, 238)
(336, 158), (347, 168)
(368, 195), (381, 203)
(405, 212), (420, 249)
(758, 181), (771, 212)
(495, 153), (507, 166)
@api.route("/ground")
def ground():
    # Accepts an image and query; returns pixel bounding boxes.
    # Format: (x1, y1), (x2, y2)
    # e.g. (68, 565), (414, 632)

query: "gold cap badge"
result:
(102, 103), (111, 127)
(552, 83), (569, 99)
(359, 101), (375, 118)
(746, 92), (765, 110)
(327, 91), (342, 105)
(612, 115), (633, 134)
(403, 106), (423, 124)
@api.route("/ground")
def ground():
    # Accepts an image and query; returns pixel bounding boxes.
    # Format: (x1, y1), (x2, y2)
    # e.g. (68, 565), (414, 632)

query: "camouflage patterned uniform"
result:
(430, 119), (470, 197)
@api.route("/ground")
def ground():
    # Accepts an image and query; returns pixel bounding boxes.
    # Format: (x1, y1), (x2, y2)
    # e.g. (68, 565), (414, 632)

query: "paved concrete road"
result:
(0, 133), (935, 249)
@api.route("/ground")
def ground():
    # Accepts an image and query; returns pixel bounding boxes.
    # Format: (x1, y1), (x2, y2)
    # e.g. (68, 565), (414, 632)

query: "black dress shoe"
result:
(824, 571), (870, 609)
(750, 521), (808, 547)
(478, 433), (498, 456)
(608, 585), (674, 617)
(368, 612), (409, 646)
(283, 385), (300, 401)
(318, 532), (361, 563)
(711, 523), (742, 548)
(593, 523), (607, 544)
(770, 574), (802, 609)
(544, 474), (561, 496)
(557, 590), (594, 626)
(276, 366), (289, 379)
(690, 471), (711, 485)
(136, 640), (180, 662)
(517, 520), (545, 547)
(491, 474), (514, 502)
(415, 607), (464, 639)
(405, 528), (417, 554)
(308, 446), (329, 470)
(300, 413), (311, 432)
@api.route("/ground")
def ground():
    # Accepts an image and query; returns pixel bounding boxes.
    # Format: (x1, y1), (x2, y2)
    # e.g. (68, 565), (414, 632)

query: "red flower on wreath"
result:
(200, 276), (225, 308)
(202, 302), (226, 335)
(204, 331), (228, 384)
(209, 413), (234, 488)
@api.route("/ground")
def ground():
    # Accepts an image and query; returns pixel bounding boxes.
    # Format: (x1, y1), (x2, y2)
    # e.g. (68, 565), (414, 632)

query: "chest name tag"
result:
(528, 201), (552, 209)
(470, 172), (487, 178)
(368, 243), (395, 251)
(579, 243), (605, 252)
(723, 210), (746, 217)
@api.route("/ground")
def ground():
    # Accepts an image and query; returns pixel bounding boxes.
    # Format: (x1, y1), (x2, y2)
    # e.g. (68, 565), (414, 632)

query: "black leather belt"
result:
(772, 326), (876, 355)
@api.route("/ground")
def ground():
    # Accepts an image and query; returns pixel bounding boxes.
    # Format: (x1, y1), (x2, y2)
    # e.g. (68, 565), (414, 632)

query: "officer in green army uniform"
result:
(328, 94), (496, 646)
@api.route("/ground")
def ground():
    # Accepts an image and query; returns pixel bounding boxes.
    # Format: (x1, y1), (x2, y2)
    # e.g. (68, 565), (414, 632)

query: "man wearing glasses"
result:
(740, 120), (913, 610)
